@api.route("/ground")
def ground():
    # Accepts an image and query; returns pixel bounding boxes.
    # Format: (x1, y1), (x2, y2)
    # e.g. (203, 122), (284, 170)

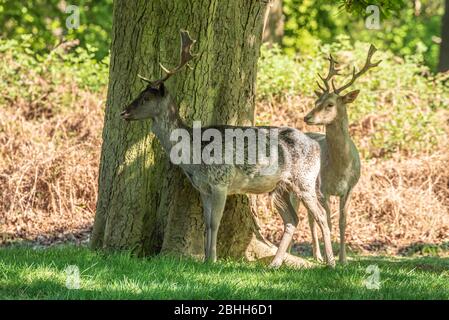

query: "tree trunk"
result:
(263, 0), (284, 46)
(439, 0), (449, 72)
(91, 0), (309, 267)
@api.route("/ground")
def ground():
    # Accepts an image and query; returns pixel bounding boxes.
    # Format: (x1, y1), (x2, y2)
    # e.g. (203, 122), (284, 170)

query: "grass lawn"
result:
(0, 245), (448, 299)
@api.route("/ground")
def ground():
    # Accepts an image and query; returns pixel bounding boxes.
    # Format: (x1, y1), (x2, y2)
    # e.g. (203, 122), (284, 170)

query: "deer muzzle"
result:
(304, 113), (315, 125)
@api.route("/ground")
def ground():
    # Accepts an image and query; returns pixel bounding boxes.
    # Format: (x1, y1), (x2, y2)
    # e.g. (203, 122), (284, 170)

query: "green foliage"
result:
(1, 246), (448, 299)
(0, 35), (109, 104)
(257, 43), (319, 99)
(0, 0), (112, 60)
(347, 1), (444, 71)
(282, 0), (444, 71)
(337, 0), (406, 17)
(258, 38), (449, 158)
(1, 0), (443, 71)
(282, 0), (343, 56)
(1, 0), (405, 60)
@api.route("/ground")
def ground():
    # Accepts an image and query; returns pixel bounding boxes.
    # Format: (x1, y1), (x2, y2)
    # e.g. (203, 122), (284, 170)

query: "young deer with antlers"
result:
(304, 45), (381, 263)
(120, 30), (335, 267)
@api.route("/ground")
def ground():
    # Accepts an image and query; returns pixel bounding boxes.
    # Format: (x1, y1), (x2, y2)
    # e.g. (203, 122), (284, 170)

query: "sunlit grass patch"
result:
(0, 245), (448, 300)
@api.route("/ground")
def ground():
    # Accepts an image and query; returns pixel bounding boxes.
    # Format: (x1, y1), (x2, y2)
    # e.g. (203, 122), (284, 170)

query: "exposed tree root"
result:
(244, 234), (315, 269)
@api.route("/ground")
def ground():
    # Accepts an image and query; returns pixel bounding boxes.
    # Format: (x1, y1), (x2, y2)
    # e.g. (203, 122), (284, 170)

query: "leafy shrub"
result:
(282, 0), (444, 71)
(0, 35), (109, 113)
(0, 0), (113, 60)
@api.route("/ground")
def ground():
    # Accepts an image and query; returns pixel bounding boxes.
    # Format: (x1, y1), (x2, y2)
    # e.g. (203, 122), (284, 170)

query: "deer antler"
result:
(317, 54), (340, 94)
(138, 29), (196, 86)
(333, 44), (381, 94)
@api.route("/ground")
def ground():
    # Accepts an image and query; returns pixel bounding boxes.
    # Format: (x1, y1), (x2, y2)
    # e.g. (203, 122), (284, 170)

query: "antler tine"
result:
(137, 74), (153, 83)
(331, 78), (337, 92)
(316, 80), (326, 92)
(139, 30), (196, 87)
(157, 29), (196, 84)
(334, 44), (382, 94)
(317, 54), (340, 93)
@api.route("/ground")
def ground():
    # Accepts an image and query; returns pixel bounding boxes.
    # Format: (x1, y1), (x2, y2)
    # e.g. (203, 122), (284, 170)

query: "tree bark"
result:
(439, 0), (449, 72)
(91, 0), (309, 267)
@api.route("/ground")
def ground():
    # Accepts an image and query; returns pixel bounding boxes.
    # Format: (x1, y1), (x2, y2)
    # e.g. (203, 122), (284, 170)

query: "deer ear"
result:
(314, 90), (322, 98)
(342, 90), (360, 104)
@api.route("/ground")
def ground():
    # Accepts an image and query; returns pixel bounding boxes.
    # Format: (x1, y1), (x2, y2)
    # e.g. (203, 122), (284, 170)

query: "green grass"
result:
(0, 246), (448, 300)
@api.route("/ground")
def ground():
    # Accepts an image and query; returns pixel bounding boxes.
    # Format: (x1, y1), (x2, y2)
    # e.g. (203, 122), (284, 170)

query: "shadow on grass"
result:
(0, 226), (92, 248)
(292, 240), (449, 260)
(1, 246), (448, 299)
(398, 242), (449, 256)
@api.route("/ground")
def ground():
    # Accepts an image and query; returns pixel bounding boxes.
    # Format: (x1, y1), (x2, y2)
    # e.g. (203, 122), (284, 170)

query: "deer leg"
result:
(339, 189), (353, 264)
(307, 210), (323, 262)
(287, 193), (299, 254)
(200, 193), (212, 260)
(270, 191), (299, 268)
(207, 188), (227, 263)
(320, 195), (332, 233)
(302, 194), (335, 268)
(307, 194), (330, 262)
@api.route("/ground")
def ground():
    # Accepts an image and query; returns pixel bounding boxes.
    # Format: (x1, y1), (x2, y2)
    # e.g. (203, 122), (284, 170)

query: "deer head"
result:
(304, 45), (381, 126)
(121, 30), (196, 121)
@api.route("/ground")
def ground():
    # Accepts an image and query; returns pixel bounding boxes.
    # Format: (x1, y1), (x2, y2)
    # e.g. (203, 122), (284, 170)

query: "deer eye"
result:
(326, 103), (334, 108)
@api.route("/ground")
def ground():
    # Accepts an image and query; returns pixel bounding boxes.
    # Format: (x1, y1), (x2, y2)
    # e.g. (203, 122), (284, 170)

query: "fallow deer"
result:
(120, 30), (335, 267)
(304, 45), (381, 263)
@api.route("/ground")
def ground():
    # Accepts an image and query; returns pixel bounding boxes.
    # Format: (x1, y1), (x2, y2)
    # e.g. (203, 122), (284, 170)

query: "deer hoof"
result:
(326, 258), (336, 268)
(313, 253), (324, 263)
(269, 260), (283, 269)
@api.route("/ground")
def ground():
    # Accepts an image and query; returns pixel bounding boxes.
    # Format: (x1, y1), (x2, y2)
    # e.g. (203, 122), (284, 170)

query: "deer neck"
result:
(325, 110), (353, 170)
(150, 96), (187, 153)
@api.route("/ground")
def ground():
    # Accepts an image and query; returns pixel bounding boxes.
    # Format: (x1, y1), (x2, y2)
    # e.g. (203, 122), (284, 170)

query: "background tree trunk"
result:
(91, 0), (309, 266)
(263, 0), (284, 46)
(439, 0), (449, 72)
